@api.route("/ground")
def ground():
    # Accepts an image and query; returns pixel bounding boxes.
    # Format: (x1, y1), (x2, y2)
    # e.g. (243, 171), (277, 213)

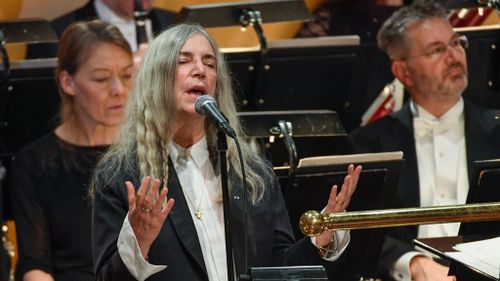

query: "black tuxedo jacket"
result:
(92, 158), (324, 281)
(350, 99), (500, 279)
(51, 0), (175, 38)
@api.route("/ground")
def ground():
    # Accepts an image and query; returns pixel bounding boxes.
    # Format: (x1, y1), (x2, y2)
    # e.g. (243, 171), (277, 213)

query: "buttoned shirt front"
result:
(94, 0), (153, 51)
(391, 98), (468, 281)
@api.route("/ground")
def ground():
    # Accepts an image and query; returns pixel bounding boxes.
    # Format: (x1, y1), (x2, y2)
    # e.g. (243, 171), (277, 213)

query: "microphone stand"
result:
(218, 130), (236, 281)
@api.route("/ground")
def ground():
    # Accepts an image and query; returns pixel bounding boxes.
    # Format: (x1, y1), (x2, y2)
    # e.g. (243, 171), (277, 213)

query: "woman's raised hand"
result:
(126, 176), (175, 259)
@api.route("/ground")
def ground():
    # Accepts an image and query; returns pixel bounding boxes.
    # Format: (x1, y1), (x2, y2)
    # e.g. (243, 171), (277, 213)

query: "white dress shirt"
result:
(94, 0), (153, 51)
(117, 136), (350, 281)
(170, 137), (228, 281)
(390, 98), (469, 281)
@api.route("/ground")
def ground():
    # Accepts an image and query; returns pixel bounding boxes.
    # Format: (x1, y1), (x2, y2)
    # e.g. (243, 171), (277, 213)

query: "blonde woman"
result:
(92, 23), (362, 281)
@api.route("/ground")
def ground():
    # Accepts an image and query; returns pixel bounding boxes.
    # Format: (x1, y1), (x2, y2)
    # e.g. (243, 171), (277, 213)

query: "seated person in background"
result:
(350, 1), (500, 280)
(52, 0), (176, 51)
(90, 23), (363, 281)
(28, 0), (175, 59)
(10, 20), (133, 281)
(298, 0), (408, 43)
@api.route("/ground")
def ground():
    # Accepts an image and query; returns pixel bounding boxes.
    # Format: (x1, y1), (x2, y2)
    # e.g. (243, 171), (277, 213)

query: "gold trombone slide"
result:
(299, 202), (500, 237)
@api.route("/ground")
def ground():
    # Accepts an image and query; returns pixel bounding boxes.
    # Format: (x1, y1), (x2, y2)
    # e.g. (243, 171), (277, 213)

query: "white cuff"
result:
(390, 251), (430, 281)
(117, 213), (167, 281)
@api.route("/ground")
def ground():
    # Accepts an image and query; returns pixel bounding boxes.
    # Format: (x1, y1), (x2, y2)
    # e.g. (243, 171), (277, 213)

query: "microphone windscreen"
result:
(194, 95), (216, 115)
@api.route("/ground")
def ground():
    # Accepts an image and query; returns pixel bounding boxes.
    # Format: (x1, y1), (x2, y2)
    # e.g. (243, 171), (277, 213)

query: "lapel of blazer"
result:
(166, 158), (209, 279)
(393, 103), (421, 207)
(227, 172), (258, 276)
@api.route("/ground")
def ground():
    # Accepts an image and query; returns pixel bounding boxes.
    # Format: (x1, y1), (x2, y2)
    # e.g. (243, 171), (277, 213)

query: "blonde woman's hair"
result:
(92, 24), (271, 204)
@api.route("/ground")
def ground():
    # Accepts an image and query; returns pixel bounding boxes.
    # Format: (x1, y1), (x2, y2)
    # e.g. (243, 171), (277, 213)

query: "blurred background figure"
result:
(52, 0), (176, 51)
(10, 20), (133, 281)
(298, 0), (409, 43)
(26, 0), (175, 60)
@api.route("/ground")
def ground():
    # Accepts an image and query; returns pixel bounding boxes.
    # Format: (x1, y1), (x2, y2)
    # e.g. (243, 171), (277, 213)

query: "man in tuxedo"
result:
(350, 1), (500, 281)
(29, 0), (175, 58)
(52, 0), (176, 52)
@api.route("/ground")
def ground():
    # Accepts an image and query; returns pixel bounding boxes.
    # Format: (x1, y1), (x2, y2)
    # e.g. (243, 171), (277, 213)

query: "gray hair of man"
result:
(92, 24), (270, 204)
(377, 0), (448, 60)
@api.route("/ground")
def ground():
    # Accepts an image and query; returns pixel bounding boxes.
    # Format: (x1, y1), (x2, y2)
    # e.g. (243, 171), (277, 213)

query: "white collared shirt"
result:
(94, 0), (153, 51)
(391, 98), (469, 281)
(170, 137), (228, 281)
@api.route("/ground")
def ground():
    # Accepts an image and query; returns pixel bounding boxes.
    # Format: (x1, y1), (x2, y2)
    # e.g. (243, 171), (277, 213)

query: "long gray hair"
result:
(92, 24), (270, 204)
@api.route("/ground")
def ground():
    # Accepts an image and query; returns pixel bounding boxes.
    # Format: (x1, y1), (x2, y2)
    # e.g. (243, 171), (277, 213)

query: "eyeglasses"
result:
(402, 35), (468, 61)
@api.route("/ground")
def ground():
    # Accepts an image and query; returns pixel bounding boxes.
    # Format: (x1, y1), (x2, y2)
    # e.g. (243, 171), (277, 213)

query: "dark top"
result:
(350, 99), (500, 280)
(92, 156), (325, 281)
(10, 132), (108, 281)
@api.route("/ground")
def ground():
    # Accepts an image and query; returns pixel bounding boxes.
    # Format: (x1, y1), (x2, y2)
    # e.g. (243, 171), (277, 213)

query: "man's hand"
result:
(410, 256), (456, 281)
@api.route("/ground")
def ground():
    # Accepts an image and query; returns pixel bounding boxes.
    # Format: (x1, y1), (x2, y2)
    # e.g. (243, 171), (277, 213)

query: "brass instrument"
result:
(300, 202), (500, 237)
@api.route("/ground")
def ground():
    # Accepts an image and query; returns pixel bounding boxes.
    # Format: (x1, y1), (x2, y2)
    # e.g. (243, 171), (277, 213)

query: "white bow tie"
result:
(413, 117), (456, 139)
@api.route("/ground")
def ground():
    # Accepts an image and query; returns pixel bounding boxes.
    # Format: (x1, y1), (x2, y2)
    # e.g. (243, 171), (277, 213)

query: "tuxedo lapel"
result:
(464, 101), (492, 177)
(393, 104), (420, 208)
(167, 159), (208, 279)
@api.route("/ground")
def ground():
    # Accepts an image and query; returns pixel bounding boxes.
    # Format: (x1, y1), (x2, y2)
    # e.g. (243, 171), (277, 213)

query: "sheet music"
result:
(297, 151), (404, 168)
(445, 236), (500, 279)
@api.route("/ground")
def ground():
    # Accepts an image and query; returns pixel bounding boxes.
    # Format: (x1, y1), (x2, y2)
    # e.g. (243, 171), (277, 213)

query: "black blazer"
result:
(92, 158), (324, 281)
(350, 99), (500, 279)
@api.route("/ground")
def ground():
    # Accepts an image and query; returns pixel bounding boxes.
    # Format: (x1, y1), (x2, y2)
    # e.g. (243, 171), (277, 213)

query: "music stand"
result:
(238, 110), (347, 179)
(227, 36), (359, 126)
(173, 0), (310, 28)
(243, 265), (328, 281)
(0, 18), (60, 154)
(173, 0), (310, 49)
(459, 159), (500, 237)
(0, 20), (60, 220)
(281, 152), (404, 280)
(0, 18), (58, 45)
(456, 27), (500, 109)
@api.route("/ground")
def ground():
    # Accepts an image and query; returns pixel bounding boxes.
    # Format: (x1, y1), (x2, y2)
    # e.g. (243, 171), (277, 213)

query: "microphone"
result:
(195, 95), (236, 138)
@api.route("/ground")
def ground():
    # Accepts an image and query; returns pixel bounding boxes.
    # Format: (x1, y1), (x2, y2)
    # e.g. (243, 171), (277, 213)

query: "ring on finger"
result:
(335, 199), (344, 206)
(141, 206), (153, 212)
